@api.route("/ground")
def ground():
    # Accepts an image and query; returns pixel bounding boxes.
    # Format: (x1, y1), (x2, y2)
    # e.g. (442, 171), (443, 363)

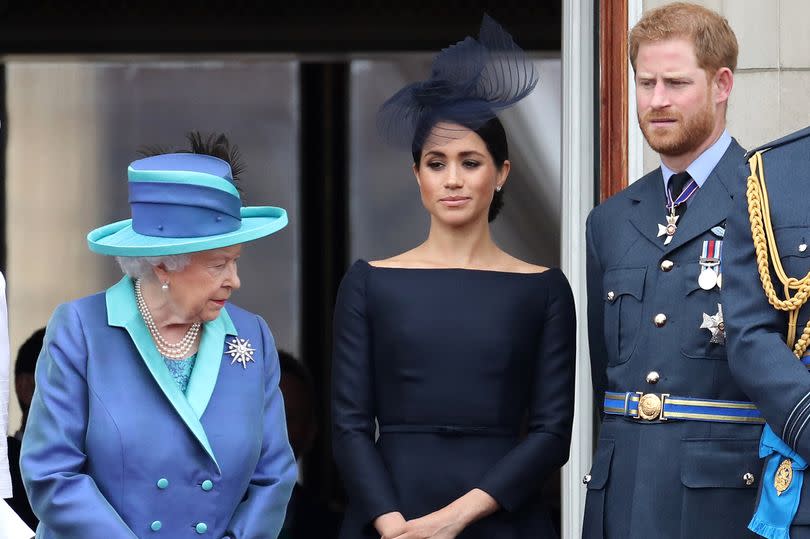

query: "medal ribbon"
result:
(700, 240), (722, 264)
(715, 240), (723, 276)
(666, 178), (699, 211)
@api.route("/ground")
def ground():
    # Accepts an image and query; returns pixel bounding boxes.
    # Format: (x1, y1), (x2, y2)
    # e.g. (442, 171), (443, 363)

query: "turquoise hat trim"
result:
(87, 206), (287, 256)
(127, 167), (240, 198)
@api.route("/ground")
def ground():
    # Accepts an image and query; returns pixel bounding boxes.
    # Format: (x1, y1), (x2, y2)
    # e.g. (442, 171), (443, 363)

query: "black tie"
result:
(668, 171), (692, 217)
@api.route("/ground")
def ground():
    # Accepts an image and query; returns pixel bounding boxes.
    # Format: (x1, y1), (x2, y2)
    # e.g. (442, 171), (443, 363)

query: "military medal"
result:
(698, 266), (717, 290)
(717, 248), (723, 288)
(657, 213), (679, 245)
(699, 240), (722, 290)
(775, 458), (794, 496)
(716, 240), (724, 289)
(226, 337), (256, 369)
(659, 176), (699, 245)
(700, 303), (726, 345)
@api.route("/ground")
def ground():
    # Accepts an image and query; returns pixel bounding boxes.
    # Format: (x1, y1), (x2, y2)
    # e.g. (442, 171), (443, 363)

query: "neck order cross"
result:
(657, 172), (699, 245)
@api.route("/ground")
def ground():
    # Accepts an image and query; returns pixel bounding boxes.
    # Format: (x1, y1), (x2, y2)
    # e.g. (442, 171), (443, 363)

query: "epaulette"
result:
(745, 125), (810, 160)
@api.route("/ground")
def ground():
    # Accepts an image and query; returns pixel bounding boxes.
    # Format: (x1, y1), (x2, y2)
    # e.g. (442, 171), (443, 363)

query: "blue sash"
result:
(749, 425), (808, 539)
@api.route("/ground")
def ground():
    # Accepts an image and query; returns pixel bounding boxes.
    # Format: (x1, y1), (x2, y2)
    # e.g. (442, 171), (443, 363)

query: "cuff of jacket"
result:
(474, 478), (523, 513)
(783, 391), (810, 455)
(361, 503), (402, 535)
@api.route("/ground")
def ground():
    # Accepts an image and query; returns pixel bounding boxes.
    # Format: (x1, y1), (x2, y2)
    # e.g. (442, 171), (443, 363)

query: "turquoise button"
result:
(195, 522), (208, 534)
(201, 479), (213, 491)
(156, 478), (169, 489)
(150, 520), (162, 531)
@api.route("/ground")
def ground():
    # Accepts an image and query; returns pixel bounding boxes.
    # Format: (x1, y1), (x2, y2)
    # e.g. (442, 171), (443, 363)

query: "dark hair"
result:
(412, 117), (508, 221)
(138, 131), (246, 191)
(277, 349), (315, 399)
(15, 327), (45, 377)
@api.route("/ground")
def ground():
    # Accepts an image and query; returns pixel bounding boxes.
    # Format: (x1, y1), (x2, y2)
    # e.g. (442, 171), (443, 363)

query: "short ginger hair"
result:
(629, 2), (738, 74)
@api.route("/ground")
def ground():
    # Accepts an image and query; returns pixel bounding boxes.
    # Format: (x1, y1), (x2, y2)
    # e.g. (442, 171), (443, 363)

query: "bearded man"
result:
(582, 3), (763, 537)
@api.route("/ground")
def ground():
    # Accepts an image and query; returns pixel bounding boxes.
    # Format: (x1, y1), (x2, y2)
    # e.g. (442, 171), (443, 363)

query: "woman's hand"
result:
(386, 507), (465, 539)
(375, 511), (408, 538)
(386, 488), (499, 539)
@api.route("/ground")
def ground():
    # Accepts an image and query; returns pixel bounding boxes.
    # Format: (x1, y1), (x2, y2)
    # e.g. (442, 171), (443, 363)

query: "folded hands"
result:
(375, 488), (498, 539)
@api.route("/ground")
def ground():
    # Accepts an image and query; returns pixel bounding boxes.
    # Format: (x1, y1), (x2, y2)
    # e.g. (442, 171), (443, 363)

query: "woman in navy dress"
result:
(331, 17), (576, 539)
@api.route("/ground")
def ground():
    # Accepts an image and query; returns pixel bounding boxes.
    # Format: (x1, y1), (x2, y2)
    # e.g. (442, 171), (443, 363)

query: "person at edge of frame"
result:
(20, 133), (297, 539)
(724, 124), (810, 539)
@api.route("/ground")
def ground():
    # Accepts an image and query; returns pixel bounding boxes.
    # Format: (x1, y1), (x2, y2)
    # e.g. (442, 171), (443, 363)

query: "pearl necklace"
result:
(134, 279), (201, 360)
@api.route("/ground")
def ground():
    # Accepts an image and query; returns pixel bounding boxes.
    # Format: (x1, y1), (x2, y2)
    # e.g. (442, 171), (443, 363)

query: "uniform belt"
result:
(604, 391), (764, 424)
(379, 424), (517, 436)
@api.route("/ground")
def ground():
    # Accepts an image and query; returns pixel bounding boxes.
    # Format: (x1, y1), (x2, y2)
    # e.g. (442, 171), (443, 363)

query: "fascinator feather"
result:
(377, 14), (538, 150)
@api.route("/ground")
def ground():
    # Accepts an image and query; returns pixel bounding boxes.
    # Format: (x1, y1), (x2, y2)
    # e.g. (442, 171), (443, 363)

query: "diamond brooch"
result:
(226, 337), (256, 369)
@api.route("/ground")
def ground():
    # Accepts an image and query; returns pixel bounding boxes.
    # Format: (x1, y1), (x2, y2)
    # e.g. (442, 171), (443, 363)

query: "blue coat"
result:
(21, 276), (297, 539)
(724, 126), (810, 537)
(583, 140), (763, 538)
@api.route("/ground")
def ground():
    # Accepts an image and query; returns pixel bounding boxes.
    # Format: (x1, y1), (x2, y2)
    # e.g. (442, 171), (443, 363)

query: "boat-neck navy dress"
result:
(332, 260), (575, 539)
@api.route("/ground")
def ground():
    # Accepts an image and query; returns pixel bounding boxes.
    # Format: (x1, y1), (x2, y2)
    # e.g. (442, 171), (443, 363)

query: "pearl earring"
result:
(161, 282), (169, 291)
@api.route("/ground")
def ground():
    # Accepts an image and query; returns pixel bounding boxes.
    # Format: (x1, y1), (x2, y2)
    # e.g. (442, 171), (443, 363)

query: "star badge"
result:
(226, 337), (256, 369)
(700, 303), (726, 345)
(657, 214), (679, 245)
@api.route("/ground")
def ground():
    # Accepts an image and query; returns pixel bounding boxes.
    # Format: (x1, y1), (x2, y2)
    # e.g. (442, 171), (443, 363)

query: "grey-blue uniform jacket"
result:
(583, 139), (763, 538)
(725, 126), (810, 537)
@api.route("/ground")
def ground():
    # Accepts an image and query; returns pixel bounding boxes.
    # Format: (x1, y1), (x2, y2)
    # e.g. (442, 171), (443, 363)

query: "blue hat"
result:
(87, 153), (287, 256)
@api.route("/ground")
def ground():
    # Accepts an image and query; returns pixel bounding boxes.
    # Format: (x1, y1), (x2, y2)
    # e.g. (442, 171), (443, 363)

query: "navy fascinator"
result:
(377, 14), (538, 151)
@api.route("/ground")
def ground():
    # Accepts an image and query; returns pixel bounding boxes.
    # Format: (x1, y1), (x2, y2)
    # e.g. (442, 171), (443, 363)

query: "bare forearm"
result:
(375, 511), (407, 537)
(447, 488), (499, 527)
(384, 489), (500, 539)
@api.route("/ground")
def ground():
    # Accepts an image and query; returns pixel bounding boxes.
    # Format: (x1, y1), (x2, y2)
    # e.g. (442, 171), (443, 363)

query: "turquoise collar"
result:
(106, 276), (237, 471)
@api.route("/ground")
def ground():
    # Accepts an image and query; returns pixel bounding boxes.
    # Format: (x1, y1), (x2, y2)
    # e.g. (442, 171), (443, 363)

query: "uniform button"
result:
(201, 479), (213, 491)
(660, 260), (674, 272)
(151, 521), (162, 531)
(196, 522), (208, 534)
(646, 371), (660, 384)
(156, 478), (169, 489)
(606, 291), (616, 302)
(582, 474), (592, 484)
(800, 243), (807, 253)
(654, 313), (667, 327)
(744, 472), (755, 486)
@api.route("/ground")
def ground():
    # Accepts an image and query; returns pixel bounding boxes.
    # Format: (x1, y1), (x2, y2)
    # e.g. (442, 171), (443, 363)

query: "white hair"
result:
(115, 254), (192, 280)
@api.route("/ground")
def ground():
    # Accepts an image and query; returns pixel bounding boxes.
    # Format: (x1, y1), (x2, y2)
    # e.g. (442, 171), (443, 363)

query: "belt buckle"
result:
(634, 392), (670, 421)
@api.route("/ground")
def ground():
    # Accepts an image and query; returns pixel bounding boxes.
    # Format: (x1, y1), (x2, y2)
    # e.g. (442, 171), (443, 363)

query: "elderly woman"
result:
(20, 134), (297, 539)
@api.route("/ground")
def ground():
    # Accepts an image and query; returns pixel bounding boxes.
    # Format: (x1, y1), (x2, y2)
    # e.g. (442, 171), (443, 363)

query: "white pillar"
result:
(628, 0), (645, 183)
(560, 0), (596, 537)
